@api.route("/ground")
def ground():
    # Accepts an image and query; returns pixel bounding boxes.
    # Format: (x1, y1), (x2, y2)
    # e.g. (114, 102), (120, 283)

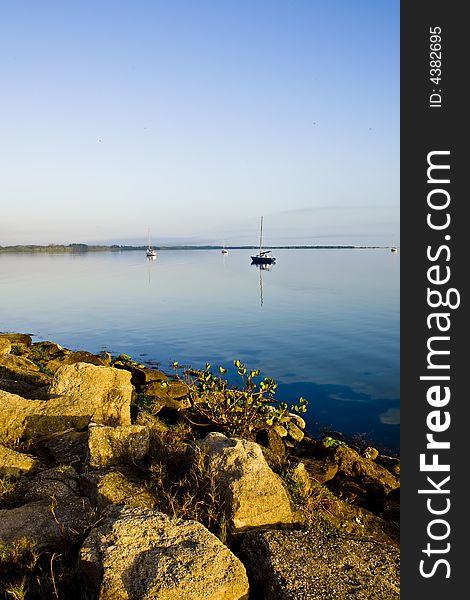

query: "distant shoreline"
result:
(0, 243), (389, 253)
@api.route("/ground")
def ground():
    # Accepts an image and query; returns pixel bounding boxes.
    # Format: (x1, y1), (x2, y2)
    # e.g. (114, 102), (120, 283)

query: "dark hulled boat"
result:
(251, 216), (276, 265)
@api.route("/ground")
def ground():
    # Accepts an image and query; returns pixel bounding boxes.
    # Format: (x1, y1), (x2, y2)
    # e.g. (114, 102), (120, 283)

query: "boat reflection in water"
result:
(252, 261), (274, 307)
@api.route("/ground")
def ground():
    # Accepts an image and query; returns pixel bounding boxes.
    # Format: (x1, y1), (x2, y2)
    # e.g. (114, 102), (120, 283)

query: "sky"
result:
(1, 0), (399, 246)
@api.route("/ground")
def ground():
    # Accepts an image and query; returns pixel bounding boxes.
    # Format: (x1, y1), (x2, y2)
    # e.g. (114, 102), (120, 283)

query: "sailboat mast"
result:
(259, 216), (263, 254)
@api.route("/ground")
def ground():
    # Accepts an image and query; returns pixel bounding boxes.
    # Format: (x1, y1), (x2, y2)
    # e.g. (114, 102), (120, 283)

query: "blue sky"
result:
(1, 0), (399, 246)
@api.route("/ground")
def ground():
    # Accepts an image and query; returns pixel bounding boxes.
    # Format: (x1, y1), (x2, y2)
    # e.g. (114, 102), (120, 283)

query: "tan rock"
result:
(333, 445), (399, 496)
(80, 469), (155, 510)
(79, 506), (250, 600)
(285, 421), (304, 443)
(287, 413), (306, 429)
(142, 380), (191, 413)
(0, 333), (32, 348)
(0, 363), (132, 442)
(200, 432), (295, 532)
(49, 362), (133, 426)
(362, 446), (379, 460)
(0, 354), (50, 385)
(302, 456), (339, 484)
(0, 389), (89, 443)
(290, 461), (312, 496)
(114, 363), (168, 387)
(46, 350), (107, 373)
(87, 425), (150, 468)
(0, 338), (11, 356)
(0, 444), (39, 478)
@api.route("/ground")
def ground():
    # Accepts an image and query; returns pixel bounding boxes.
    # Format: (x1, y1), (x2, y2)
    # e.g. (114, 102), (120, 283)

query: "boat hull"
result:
(251, 255), (276, 264)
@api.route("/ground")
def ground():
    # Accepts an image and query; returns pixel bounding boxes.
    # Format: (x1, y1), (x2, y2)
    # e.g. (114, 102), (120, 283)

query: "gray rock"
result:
(200, 432), (295, 533)
(87, 424), (150, 468)
(242, 529), (400, 599)
(18, 466), (81, 502)
(79, 505), (250, 600)
(44, 431), (88, 466)
(0, 466), (92, 554)
(0, 444), (39, 479)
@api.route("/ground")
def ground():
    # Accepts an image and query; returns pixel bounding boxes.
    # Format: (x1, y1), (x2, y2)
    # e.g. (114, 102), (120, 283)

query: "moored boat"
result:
(251, 216), (276, 265)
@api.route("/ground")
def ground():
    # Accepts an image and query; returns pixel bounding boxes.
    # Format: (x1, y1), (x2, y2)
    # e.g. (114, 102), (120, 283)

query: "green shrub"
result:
(321, 436), (345, 449)
(183, 360), (307, 438)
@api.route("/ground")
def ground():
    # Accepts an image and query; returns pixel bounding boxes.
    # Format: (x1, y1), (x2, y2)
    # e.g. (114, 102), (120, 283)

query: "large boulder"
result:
(79, 505), (250, 600)
(80, 469), (155, 510)
(87, 424), (150, 468)
(49, 363), (133, 426)
(0, 444), (39, 478)
(0, 390), (89, 443)
(0, 363), (132, 442)
(200, 432), (295, 532)
(242, 529), (400, 599)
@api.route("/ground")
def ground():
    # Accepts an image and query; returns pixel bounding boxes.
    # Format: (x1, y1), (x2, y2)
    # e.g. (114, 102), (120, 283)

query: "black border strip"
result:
(401, 2), (466, 596)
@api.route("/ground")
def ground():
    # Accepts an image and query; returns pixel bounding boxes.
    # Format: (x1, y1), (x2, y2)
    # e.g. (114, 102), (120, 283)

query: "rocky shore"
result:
(0, 333), (400, 599)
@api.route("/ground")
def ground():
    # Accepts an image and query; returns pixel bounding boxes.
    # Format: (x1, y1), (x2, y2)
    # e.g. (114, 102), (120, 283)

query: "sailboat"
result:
(251, 216), (276, 265)
(146, 230), (157, 258)
(390, 242), (398, 253)
(221, 241), (229, 255)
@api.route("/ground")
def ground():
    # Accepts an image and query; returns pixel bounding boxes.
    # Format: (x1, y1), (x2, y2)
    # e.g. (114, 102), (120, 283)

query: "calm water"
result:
(0, 249), (400, 453)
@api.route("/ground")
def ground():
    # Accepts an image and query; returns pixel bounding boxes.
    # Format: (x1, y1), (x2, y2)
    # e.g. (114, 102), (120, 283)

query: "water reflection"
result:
(147, 253), (156, 284)
(252, 262), (275, 307)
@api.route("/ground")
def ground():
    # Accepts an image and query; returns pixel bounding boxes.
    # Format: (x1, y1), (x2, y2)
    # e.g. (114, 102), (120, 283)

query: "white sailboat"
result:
(221, 241), (228, 254)
(146, 230), (157, 258)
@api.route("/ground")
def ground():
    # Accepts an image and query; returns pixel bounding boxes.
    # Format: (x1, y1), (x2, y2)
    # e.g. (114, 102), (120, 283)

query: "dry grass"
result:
(147, 422), (227, 542)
